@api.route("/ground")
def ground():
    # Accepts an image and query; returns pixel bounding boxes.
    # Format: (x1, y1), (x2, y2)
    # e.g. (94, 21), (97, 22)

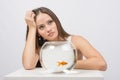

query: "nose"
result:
(46, 25), (52, 33)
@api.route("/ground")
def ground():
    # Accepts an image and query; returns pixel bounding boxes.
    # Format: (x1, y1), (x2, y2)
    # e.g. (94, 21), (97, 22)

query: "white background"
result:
(0, 0), (120, 80)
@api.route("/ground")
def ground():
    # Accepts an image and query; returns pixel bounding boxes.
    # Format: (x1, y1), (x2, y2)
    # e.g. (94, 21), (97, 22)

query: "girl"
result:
(22, 7), (107, 71)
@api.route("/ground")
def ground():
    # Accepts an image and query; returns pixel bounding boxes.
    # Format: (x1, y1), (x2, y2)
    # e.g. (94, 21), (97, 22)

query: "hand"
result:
(25, 11), (36, 29)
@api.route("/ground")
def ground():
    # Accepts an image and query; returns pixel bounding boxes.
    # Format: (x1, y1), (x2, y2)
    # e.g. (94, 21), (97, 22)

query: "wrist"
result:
(29, 28), (36, 33)
(29, 27), (36, 30)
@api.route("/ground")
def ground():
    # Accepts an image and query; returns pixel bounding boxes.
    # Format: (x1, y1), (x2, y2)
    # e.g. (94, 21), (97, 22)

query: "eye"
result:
(48, 20), (53, 25)
(39, 25), (45, 30)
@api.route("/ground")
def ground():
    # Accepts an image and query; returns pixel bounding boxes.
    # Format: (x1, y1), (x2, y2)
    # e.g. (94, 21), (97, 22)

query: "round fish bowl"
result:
(40, 41), (77, 73)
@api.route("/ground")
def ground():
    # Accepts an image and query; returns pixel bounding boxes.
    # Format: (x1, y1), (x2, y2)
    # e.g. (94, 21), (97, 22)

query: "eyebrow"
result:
(37, 24), (44, 28)
(37, 19), (53, 27)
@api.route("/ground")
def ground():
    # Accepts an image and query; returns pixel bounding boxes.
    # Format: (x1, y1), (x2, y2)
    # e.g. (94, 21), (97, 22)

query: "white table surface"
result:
(4, 68), (104, 80)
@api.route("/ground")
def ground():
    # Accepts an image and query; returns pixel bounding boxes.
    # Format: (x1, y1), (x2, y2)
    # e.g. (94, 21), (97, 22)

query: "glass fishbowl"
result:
(40, 41), (77, 73)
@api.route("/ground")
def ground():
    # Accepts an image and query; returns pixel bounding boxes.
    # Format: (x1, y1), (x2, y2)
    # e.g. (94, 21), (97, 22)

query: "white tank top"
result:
(66, 36), (72, 42)
(66, 36), (76, 49)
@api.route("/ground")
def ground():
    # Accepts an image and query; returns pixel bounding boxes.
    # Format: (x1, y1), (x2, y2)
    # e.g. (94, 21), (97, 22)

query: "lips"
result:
(48, 32), (54, 37)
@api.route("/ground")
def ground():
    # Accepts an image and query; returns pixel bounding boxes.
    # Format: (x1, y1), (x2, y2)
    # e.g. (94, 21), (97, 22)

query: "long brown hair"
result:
(26, 7), (70, 49)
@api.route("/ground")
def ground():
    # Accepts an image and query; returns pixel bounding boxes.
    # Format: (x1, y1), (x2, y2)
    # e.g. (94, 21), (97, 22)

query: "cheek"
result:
(38, 30), (43, 36)
(38, 30), (47, 38)
(53, 24), (58, 32)
(55, 26), (58, 33)
(37, 29), (41, 35)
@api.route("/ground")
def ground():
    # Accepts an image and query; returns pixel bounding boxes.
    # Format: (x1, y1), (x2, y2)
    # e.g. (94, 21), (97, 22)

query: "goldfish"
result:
(57, 61), (68, 66)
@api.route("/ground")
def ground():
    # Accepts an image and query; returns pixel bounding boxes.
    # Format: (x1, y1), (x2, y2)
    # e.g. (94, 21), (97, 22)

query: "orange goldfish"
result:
(57, 61), (68, 66)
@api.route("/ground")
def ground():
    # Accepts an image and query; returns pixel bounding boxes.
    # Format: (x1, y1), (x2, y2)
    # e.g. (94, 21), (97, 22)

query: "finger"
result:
(25, 11), (33, 17)
(31, 13), (35, 19)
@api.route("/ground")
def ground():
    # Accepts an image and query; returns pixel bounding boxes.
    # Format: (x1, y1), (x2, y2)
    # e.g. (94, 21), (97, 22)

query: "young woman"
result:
(22, 7), (107, 71)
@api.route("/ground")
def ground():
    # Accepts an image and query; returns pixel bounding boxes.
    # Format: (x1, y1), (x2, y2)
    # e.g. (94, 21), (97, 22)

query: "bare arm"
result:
(22, 11), (39, 70)
(72, 35), (107, 71)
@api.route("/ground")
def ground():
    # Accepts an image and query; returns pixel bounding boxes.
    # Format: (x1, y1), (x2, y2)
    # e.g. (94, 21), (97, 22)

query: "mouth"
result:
(48, 32), (54, 37)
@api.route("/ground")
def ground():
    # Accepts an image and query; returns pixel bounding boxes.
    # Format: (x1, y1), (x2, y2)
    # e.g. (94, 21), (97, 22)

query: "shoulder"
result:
(71, 35), (91, 48)
(71, 35), (87, 43)
(71, 35), (83, 40)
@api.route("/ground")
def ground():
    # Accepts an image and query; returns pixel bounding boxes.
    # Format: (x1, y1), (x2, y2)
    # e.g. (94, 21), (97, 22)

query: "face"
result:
(36, 13), (59, 41)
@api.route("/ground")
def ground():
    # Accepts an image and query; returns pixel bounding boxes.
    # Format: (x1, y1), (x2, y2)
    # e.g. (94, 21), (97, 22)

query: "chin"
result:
(47, 33), (59, 41)
(48, 36), (58, 41)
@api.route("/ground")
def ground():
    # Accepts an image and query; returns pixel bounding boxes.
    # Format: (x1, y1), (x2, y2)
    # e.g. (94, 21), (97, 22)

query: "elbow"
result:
(23, 64), (35, 70)
(98, 61), (107, 71)
(22, 56), (35, 70)
(22, 60), (35, 70)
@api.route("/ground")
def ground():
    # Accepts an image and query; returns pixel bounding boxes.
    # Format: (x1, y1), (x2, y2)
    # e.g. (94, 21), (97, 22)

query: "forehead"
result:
(36, 13), (52, 25)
